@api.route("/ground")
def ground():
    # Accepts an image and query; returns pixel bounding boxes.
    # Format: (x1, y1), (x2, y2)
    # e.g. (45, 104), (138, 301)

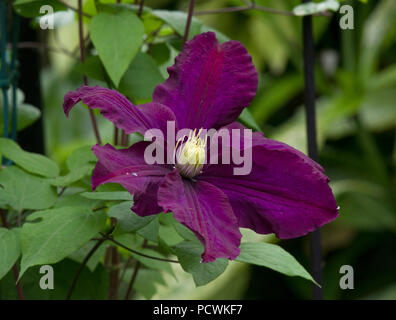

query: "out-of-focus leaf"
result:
(359, 88), (396, 132)
(251, 74), (303, 122)
(90, 10), (144, 87)
(0, 138), (59, 178)
(0, 228), (20, 280)
(19, 206), (106, 278)
(151, 10), (228, 42)
(336, 193), (396, 232)
(0, 87), (41, 133)
(271, 94), (362, 152)
(13, 0), (66, 18)
(236, 242), (317, 285)
(0, 166), (57, 211)
(359, 0), (396, 80)
(173, 241), (228, 287)
(368, 64), (396, 91)
(151, 10), (202, 40)
(293, 0), (339, 16)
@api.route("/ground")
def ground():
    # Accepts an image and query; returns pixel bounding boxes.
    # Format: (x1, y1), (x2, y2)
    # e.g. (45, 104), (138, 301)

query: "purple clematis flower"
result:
(63, 32), (338, 262)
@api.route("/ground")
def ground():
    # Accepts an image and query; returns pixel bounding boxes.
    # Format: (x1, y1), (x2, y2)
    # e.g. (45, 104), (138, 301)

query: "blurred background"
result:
(3, 0), (396, 299)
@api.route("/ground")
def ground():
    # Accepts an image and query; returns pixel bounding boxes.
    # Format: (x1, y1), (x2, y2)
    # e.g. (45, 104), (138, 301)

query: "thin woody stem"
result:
(77, 0), (101, 145)
(124, 239), (147, 300)
(100, 233), (179, 264)
(183, 0), (195, 47)
(124, 260), (141, 300)
(59, 0), (92, 18)
(66, 226), (115, 300)
(194, 3), (330, 17)
(138, 0), (145, 18)
(0, 210), (24, 300)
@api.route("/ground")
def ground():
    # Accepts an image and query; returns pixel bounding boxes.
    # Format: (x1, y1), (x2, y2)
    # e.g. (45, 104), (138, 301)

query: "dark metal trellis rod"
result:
(302, 0), (323, 300)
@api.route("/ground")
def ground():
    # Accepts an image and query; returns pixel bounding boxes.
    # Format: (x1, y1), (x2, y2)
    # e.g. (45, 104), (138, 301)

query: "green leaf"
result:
(173, 241), (228, 286)
(136, 217), (159, 242)
(50, 164), (94, 187)
(130, 247), (174, 276)
(81, 191), (132, 201)
(108, 201), (155, 233)
(171, 215), (198, 242)
(74, 56), (107, 83)
(119, 52), (165, 101)
(0, 138), (59, 178)
(236, 242), (317, 285)
(0, 166), (57, 211)
(90, 10), (144, 87)
(13, 0), (66, 18)
(238, 109), (261, 131)
(19, 206), (106, 278)
(0, 228), (20, 280)
(54, 193), (103, 210)
(66, 145), (97, 171)
(68, 241), (108, 272)
(293, 0), (340, 16)
(132, 269), (165, 299)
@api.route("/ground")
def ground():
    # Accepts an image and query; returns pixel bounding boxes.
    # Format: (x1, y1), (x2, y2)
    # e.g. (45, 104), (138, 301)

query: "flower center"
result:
(175, 129), (207, 178)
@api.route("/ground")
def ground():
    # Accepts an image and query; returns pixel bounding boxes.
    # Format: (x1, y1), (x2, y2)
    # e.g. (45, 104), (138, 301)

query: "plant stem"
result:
(194, 3), (331, 17)
(66, 226), (115, 300)
(183, 0), (195, 47)
(100, 233), (179, 263)
(114, 127), (119, 145)
(77, 0), (101, 145)
(59, 0), (92, 18)
(0, 210), (24, 300)
(124, 260), (141, 300)
(124, 239), (146, 299)
(138, 0), (145, 18)
(301, 0), (323, 300)
(108, 246), (120, 299)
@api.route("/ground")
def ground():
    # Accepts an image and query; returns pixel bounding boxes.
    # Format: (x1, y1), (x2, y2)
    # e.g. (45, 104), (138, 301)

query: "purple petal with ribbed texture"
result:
(200, 124), (338, 239)
(153, 32), (258, 130)
(63, 85), (177, 136)
(158, 170), (241, 262)
(92, 142), (172, 216)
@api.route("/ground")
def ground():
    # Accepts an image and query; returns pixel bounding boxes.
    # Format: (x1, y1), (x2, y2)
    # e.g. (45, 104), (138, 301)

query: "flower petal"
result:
(153, 32), (258, 130)
(92, 142), (172, 216)
(158, 170), (241, 262)
(64, 85), (177, 135)
(200, 127), (338, 239)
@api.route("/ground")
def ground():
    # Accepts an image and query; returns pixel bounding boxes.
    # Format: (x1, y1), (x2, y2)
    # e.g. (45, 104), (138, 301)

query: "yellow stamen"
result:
(175, 128), (207, 178)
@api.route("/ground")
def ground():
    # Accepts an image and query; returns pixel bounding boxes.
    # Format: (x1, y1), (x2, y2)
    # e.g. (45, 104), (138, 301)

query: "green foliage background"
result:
(0, 0), (395, 300)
